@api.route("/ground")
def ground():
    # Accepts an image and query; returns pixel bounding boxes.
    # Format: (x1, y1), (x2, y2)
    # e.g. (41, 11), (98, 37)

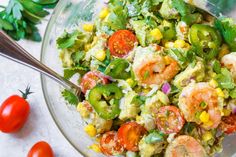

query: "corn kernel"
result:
(209, 72), (217, 78)
(165, 42), (174, 48)
(223, 109), (231, 116)
(77, 102), (89, 118)
(216, 88), (225, 97)
(218, 44), (230, 59)
(199, 111), (210, 123)
(184, 42), (191, 49)
(174, 39), (186, 48)
(99, 8), (109, 19)
(77, 102), (83, 112)
(136, 116), (142, 122)
(95, 137), (101, 142)
(143, 88), (151, 95)
(85, 44), (91, 51)
(202, 131), (213, 142)
(164, 56), (172, 65)
(84, 124), (97, 137)
(89, 144), (101, 153)
(83, 23), (94, 32)
(150, 28), (163, 41)
(95, 50), (106, 61)
(209, 79), (218, 88)
(126, 78), (135, 87)
(203, 120), (213, 128)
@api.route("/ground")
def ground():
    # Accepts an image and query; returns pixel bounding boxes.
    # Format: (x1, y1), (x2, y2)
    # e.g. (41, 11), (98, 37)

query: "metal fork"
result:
(0, 30), (82, 99)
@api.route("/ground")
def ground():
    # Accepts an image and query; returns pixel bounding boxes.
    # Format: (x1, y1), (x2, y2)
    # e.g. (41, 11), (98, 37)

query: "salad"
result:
(56, 0), (236, 156)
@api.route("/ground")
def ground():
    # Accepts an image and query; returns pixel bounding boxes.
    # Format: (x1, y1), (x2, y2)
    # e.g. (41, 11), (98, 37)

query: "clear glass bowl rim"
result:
(40, 0), (86, 156)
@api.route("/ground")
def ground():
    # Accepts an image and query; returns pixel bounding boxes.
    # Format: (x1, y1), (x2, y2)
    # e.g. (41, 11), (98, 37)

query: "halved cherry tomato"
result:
(220, 114), (236, 134)
(80, 71), (109, 94)
(108, 30), (137, 58)
(155, 106), (185, 134)
(27, 141), (54, 157)
(100, 131), (124, 156)
(0, 87), (31, 133)
(117, 122), (146, 152)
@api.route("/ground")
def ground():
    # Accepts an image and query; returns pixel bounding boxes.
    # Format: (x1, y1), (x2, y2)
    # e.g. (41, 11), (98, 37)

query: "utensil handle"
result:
(0, 30), (81, 95)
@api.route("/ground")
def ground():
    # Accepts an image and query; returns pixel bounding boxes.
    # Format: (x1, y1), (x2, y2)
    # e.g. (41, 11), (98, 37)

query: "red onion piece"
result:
(162, 82), (171, 94)
(233, 107), (236, 114)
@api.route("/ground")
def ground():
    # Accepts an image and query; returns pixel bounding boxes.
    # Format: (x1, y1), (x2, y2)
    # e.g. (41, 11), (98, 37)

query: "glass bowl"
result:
(41, 0), (236, 156)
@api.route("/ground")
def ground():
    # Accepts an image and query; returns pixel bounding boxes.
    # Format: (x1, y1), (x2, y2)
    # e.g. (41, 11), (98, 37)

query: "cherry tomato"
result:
(117, 122), (146, 152)
(155, 106), (185, 134)
(220, 114), (236, 134)
(0, 87), (31, 133)
(27, 141), (54, 157)
(108, 30), (137, 58)
(100, 131), (124, 156)
(80, 71), (109, 94)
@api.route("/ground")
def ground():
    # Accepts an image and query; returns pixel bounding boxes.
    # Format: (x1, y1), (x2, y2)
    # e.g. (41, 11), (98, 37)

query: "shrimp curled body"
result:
(165, 135), (207, 157)
(133, 46), (180, 85)
(178, 82), (221, 130)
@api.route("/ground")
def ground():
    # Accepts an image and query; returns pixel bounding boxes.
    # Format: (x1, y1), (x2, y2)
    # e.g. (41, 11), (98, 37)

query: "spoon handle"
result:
(0, 30), (81, 96)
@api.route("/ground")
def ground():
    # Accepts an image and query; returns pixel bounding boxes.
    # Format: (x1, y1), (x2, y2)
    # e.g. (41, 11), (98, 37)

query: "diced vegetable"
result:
(88, 84), (123, 120)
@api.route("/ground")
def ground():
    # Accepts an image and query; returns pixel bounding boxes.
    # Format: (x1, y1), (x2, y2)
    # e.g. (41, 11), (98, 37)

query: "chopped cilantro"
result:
(215, 18), (236, 51)
(0, 0), (58, 41)
(61, 89), (79, 105)
(212, 60), (221, 74)
(143, 70), (150, 80)
(56, 30), (80, 49)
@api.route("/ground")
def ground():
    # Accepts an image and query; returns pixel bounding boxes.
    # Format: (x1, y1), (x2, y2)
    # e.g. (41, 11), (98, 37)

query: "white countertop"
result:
(0, 1), (82, 156)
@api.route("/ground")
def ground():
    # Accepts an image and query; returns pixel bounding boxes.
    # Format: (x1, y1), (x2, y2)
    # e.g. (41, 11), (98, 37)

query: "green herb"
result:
(167, 48), (196, 69)
(63, 66), (88, 80)
(72, 51), (85, 64)
(0, 0), (58, 41)
(56, 30), (80, 49)
(212, 60), (221, 74)
(215, 18), (236, 51)
(105, 0), (128, 31)
(131, 95), (146, 106)
(183, 122), (195, 134)
(200, 102), (207, 109)
(216, 68), (235, 89)
(195, 111), (201, 119)
(172, 0), (202, 25)
(145, 131), (165, 144)
(143, 70), (150, 80)
(61, 89), (79, 105)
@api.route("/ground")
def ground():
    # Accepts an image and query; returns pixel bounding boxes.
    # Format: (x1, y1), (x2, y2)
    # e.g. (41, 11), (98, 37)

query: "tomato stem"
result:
(19, 86), (33, 99)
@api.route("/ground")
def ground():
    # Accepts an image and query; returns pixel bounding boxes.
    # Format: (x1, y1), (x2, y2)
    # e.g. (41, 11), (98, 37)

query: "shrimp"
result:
(221, 52), (236, 81)
(178, 82), (221, 130)
(165, 135), (207, 157)
(133, 46), (180, 85)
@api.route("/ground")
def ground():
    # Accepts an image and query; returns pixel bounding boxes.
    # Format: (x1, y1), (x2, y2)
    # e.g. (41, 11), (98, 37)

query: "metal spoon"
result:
(0, 30), (82, 99)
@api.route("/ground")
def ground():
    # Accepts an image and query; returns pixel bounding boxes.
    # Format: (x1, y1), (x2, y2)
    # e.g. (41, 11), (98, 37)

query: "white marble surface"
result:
(0, 1), (82, 157)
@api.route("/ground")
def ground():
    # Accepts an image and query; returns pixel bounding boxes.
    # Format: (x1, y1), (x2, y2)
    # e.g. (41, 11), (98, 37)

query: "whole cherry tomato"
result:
(27, 141), (54, 157)
(0, 87), (32, 133)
